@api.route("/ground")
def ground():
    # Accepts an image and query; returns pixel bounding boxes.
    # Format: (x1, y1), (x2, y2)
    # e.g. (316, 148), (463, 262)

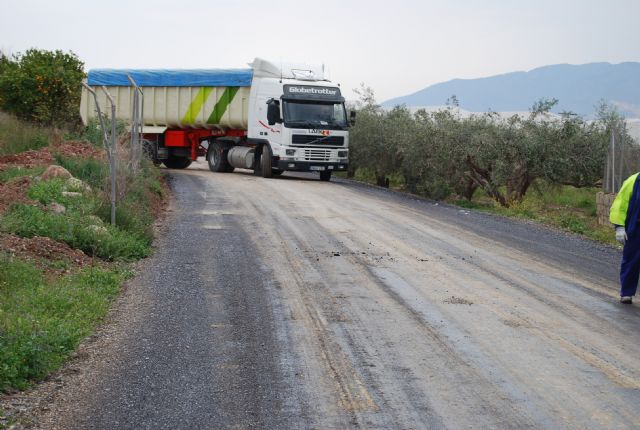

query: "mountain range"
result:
(382, 62), (640, 118)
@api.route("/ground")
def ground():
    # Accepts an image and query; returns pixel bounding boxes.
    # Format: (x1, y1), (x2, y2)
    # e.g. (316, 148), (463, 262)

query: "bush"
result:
(0, 49), (85, 127)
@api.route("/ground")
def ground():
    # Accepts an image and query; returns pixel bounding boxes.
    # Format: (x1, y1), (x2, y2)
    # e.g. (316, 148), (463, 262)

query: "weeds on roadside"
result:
(0, 166), (45, 183)
(0, 255), (124, 391)
(0, 112), (49, 156)
(449, 180), (615, 245)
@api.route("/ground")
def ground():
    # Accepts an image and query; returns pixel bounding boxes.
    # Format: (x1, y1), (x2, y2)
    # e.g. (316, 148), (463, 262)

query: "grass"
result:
(0, 166), (45, 184)
(450, 183), (616, 245)
(53, 155), (107, 190)
(0, 255), (125, 391)
(2, 204), (150, 261)
(353, 168), (406, 189)
(54, 155), (163, 245)
(0, 113), (166, 396)
(0, 112), (49, 156)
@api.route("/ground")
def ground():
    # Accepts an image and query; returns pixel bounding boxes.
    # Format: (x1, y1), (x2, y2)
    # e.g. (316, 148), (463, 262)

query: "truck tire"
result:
(319, 171), (332, 181)
(163, 156), (192, 169)
(142, 140), (161, 166)
(260, 144), (273, 178)
(207, 141), (232, 172)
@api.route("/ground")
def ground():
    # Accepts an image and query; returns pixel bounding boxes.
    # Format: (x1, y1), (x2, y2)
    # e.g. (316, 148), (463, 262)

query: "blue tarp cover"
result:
(87, 69), (253, 87)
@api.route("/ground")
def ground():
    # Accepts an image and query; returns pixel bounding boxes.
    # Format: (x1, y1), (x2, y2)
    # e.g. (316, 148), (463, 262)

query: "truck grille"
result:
(292, 134), (344, 146)
(302, 149), (332, 161)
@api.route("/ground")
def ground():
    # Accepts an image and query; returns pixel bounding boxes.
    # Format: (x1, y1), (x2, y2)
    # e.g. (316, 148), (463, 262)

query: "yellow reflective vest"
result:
(610, 173), (640, 226)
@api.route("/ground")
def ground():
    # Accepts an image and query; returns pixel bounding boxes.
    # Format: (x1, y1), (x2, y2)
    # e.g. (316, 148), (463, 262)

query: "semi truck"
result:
(80, 58), (353, 181)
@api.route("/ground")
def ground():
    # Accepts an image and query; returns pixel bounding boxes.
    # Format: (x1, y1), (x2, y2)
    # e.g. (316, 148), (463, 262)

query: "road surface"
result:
(36, 162), (640, 429)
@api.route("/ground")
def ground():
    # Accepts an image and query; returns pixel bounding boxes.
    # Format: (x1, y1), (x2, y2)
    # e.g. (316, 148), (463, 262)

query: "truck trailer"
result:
(80, 58), (352, 181)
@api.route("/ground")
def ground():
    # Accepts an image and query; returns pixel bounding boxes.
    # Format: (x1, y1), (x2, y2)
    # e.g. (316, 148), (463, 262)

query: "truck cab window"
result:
(283, 101), (347, 129)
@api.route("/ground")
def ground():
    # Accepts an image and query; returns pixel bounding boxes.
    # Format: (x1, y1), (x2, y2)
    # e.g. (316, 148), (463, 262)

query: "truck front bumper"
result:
(276, 160), (348, 172)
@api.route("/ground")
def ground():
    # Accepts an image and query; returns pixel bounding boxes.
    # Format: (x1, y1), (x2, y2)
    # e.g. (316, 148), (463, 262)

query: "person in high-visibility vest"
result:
(610, 172), (640, 304)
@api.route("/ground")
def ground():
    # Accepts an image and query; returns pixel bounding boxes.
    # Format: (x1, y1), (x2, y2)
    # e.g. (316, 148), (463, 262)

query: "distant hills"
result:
(382, 62), (640, 118)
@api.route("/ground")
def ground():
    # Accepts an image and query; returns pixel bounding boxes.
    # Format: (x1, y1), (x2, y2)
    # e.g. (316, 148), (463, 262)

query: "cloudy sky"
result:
(2, 0), (639, 102)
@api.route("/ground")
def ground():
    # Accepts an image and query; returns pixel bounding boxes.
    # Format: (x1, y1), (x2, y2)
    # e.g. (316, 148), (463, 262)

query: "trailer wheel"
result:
(207, 141), (231, 172)
(142, 139), (161, 166)
(260, 144), (273, 178)
(163, 156), (192, 169)
(319, 171), (332, 181)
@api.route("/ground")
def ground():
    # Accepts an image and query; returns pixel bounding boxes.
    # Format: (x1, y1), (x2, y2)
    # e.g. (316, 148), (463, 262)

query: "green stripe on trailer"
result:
(207, 87), (240, 124)
(182, 87), (213, 124)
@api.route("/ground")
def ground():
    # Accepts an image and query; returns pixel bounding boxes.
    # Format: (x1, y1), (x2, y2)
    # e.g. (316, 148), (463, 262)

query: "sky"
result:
(1, 0), (639, 102)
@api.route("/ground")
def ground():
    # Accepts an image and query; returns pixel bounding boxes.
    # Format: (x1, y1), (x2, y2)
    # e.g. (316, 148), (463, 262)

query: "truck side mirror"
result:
(266, 99), (282, 126)
(349, 110), (356, 126)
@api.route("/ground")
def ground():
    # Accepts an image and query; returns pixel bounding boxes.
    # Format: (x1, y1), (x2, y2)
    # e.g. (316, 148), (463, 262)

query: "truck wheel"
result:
(163, 156), (192, 169)
(207, 141), (231, 172)
(260, 144), (273, 178)
(319, 171), (332, 181)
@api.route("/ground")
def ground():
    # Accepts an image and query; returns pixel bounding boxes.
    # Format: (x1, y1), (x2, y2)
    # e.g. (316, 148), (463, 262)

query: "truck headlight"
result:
(286, 149), (296, 156)
(338, 150), (348, 158)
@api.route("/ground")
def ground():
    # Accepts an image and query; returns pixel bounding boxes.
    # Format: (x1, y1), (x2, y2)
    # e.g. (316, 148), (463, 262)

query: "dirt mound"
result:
(0, 177), (35, 214)
(0, 148), (54, 169)
(0, 233), (92, 273)
(53, 140), (105, 160)
(0, 141), (105, 171)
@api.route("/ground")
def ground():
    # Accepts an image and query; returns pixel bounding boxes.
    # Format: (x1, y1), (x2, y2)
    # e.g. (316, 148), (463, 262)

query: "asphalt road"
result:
(42, 161), (640, 429)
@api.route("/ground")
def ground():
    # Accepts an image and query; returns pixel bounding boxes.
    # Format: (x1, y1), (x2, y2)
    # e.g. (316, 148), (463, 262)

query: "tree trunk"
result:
(404, 174), (418, 193)
(459, 177), (478, 201)
(465, 155), (508, 207)
(376, 175), (389, 188)
(506, 164), (531, 204)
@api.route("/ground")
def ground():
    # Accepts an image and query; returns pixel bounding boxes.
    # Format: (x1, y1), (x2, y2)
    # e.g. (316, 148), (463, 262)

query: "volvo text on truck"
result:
(80, 58), (354, 181)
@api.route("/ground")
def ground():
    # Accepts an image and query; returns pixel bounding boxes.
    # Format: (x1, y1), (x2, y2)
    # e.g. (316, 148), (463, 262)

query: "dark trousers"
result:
(620, 236), (640, 296)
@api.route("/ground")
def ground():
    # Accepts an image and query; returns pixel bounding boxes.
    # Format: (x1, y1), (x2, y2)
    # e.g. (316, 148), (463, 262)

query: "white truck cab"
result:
(244, 59), (351, 181)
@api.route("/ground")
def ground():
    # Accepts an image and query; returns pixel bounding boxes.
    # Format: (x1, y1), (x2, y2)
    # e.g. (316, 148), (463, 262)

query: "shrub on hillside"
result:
(0, 49), (85, 128)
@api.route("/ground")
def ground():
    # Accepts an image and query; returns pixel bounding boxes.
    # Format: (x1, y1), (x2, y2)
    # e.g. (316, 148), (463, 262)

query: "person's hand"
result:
(616, 226), (627, 245)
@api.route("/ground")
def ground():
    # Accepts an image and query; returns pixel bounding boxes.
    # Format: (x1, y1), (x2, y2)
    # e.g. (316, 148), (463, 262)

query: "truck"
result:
(80, 58), (353, 181)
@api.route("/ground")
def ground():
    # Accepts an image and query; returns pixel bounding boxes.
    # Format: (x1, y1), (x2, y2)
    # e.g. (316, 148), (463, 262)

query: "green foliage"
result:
(0, 257), (122, 391)
(452, 181), (615, 245)
(82, 117), (127, 147)
(349, 87), (612, 207)
(0, 166), (45, 183)
(556, 213), (587, 234)
(54, 154), (108, 190)
(1, 204), (149, 261)
(0, 111), (49, 155)
(52, 154), (161, 244)
(0, 49), (85, 127)
(1, 157), (161, 260)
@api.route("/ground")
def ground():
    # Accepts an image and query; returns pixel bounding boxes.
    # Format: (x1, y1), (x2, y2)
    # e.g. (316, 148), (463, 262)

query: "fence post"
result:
(101, 86), (117, 227)
(127, 75), (144, 172)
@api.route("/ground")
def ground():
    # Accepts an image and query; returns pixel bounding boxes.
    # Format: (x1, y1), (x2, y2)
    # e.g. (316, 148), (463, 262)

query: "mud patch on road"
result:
(443, 296), (473, 305)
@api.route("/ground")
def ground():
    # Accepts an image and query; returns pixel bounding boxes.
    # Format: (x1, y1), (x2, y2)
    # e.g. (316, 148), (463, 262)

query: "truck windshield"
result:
(282, 101), (347, 130)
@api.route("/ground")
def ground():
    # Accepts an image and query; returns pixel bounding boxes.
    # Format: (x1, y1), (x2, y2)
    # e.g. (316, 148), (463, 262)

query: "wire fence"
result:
(603, 122), (640, 194)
